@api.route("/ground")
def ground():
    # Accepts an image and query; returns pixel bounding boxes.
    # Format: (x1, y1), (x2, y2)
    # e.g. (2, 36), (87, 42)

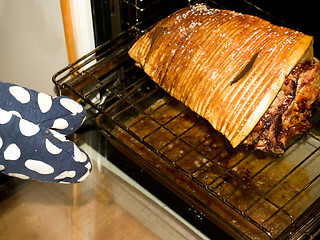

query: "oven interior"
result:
(53, 0), (320, 239)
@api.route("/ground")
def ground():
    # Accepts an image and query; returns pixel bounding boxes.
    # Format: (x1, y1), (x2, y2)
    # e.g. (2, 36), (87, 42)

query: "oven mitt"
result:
(0, 81), (92, 183)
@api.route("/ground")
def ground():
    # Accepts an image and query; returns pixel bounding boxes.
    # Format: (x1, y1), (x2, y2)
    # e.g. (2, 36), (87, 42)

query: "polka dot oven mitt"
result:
(0, 81), (91, 183)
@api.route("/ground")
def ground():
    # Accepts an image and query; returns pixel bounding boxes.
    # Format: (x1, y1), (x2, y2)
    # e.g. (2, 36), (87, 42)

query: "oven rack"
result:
(53, 1), (320, 239)
(53, 36), (320, 240)
(97, 71), (320, 240)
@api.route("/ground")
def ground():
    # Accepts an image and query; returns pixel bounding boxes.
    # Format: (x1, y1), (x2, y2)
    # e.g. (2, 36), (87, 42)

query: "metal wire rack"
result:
(53, 0), (320, 239)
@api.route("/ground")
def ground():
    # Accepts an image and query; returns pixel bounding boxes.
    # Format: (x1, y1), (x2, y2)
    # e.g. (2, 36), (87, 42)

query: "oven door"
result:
(0, 128), (208, 239)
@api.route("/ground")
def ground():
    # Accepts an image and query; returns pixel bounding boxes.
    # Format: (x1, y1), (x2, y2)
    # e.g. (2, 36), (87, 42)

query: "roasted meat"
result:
(244, 59), (320, 153)
(128, 4), (320, 153)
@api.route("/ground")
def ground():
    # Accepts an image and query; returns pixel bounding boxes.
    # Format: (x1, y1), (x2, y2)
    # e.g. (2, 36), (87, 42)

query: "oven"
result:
(1, 0), (319, 239)
(53, 0), (320, 239)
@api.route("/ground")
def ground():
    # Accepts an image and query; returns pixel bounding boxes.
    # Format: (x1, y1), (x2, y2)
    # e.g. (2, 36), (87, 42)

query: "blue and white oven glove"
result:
(0, 81), (91, 183)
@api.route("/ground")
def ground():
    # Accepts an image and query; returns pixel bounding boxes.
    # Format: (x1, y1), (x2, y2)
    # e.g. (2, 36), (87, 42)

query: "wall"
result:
(0, 0), (68, 95)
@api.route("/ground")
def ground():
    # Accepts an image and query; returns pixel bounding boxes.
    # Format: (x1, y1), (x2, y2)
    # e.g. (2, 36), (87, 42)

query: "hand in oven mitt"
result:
(0, 81), (91, 183)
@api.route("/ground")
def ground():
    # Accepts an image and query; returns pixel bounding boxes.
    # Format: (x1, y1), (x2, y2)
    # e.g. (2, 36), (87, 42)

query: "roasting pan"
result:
(53, 0), (320, 239)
